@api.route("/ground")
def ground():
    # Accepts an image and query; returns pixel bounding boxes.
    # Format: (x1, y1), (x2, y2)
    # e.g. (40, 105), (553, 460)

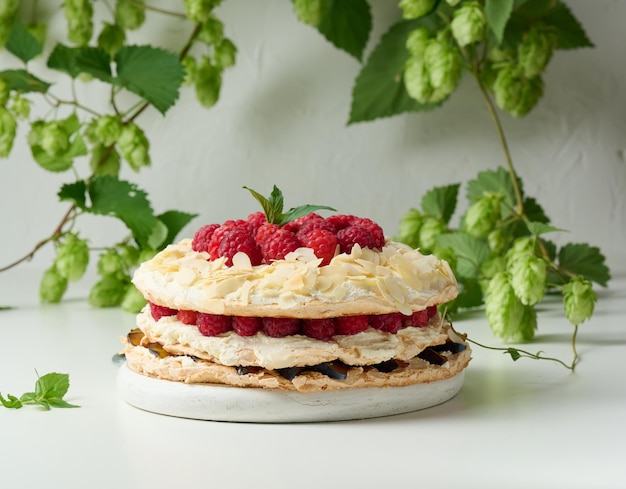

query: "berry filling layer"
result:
(149, 301), (439, 341)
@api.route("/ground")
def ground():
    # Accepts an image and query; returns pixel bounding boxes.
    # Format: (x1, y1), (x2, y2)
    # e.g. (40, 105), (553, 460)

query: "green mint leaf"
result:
(544, 1), (593, 49)
(5, 21), (43, 63)
(0, 69), (50, 93)
(35, 372), (71, 399)
(46, 398), (80, 409)
(485, 0), (515, 44)
(348, 19), (443, 124)
(526, 221), (567, 236)
(114, 45), (184, 115)
(558, 243), (611, 287)
(280, 204), (337, 226)
(19, 392), (37, 403)
(316, 0), (372, 61)
(75, 47), (113, 83)
(244, 185), (281, 223)
(87, 176), (160, 248)
(421, 184), (460, 224)
(58, 180), (88, 209)
(436, 232), (490, 280)
(156, 210), (198, 249)
(0, 393), (23, 409)
(466, 167), (520, 213)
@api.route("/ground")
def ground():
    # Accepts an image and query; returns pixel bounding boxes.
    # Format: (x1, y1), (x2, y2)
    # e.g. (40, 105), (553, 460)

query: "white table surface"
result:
(1, 267), (625, 489)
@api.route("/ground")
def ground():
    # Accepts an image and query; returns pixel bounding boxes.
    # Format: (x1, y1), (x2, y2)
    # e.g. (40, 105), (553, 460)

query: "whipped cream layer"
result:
(137, 307), (452, 370)
(133, 239), (457, 318)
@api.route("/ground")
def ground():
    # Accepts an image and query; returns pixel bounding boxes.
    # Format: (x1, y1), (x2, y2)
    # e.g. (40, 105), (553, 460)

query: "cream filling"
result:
(136, 307), (451, 370)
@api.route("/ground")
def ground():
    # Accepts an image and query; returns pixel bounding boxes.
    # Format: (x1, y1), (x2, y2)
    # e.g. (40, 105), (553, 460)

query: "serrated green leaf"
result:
(35, 372), (70, 398)
(147, 219), (168, 250)
(421, 184), (459, 224)
(436, 232), (490, 279)
(558, 243), (610, 287)
(485, 0), (514, 44)
(316, 0), (372, 61)
(348, 19), (443, 124)
(114, 45), (184, 114)
(87, 176), (159, 248)
(5, 21), (43, 63)
(156, 210), (198, 249)
(58, 180), (87, 208)
(75, 47), (113, 82)
(544, 1), (593, 49)
(466, 167), (520, 212)
(47, 44), (82, 78)
(0, 69), (50, 93)
(526, 221), (567, 236)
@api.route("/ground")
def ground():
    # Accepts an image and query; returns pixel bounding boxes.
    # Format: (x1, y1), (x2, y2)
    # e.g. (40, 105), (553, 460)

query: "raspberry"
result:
(262, 317), (301, 338)
(325, 214), (356, 231)
(302, 318), (336, 341)
(191, 223), (220, 253)
(283, 213), (323, 233)
(246, 211), (266, 234)
(197, 313), (232, 336)
(410, 309), (429, 327)
(254, 223), (280, 246)
(335, 315), (369, 335)
(427, 305), (438, 317)
(337, 225), (375, 253)
(217, 228), (263, 266)
(352, 217), (385, 249)
(232, 316), (262, 336)
(149, 302), (177, 321)
(295, 218), (335, 241)
(177, 309), (197, 325)
(260, 229), (302, 262)
(208, 220), (252, 260)
(299, 228), (338, 266)
(371, 313), (404, 334)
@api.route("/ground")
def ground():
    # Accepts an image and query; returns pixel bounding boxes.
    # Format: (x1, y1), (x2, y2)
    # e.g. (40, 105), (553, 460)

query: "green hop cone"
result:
(418, 217), (447, 252)
(64, 0), (93, 46)
(194, 57), (222, 108)
(38, 121), (71, 157)
(406, 27), (430, 57)
(0, 107), (16, 157)
(0, 0), (19, 18)
(89, 276), (128, 308)
(115, 0), (146, 30)
(0, 77), (9, 106)
(485, 272), (536, 342)
(121, 284), (146, 313)
(423, 39), (462, 103)
(85, 115), (123, 147)
(399, 0), (437, 20)
(562, 277), (596, 325)
(214, 38), (237, 69)
(518, 24), (554, 78)
(292, 0), (327, 27)
(183, 0), (221, 23)
(10, 94), (31, 120)
(119, 244), (141, 268)
(508, 253), (547, 306)
(97, 22), (126, 57)
(117, 123), (150, 171)
(55, 233), (90, 282)
(396, 208), (424, 249)
(39, 266), (68, 304)
(450, 1), (486, 48)
(198, 16), (224, 45)
(181, 56), (197, 86)
(463, 192), (503, 239)
(90, 144), (121, 177)
(493, 64), (543, 117)
(97, 249), (125, 277)
(445, 0), (461, 6)
(404, 56), (433, 104)
(487, 229), (508, 253)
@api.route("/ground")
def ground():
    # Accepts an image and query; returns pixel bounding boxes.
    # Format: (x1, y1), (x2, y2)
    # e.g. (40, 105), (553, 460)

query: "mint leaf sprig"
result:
(0, 372), (79, 410)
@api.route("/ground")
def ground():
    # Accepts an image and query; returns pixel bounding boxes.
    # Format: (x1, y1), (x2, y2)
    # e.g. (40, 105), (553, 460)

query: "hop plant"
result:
(90, 144), (121, 176)
(194, 56), (222, 108)
(55, 233), (89, 282)
(508, 253), (547, 306)
(518, 24), (555, 78)
(120, 284), (146, 313)
(31, 121), (71, 158)
(39, 266), (68, 304)
(418, 217), (447, 251)
(403, 56), (432, 104)
(85, 115), (123, 147)
(493, 64), (543, 117)
(10, 94), (31, 120)
(64, 0), (93, 46)
(292, 0), (327, 27)
(214, 38), (237, 69)
(563, 277), (597, 326)
(197, 16), (224, 45)
(450, 1), (486, 48)
(396, 208), (424, 249)
(398, 0), (437, 20)
(0, 77), (9, 106)
(115, 0), (146, 31)
(183, 0), (221, 23)
(485, 272), (536, 342)
(463, 192), (503, 239)
(89, 275), (129, 308)
(423, 38), (462, 102)
(406, 27), (430, 57)
(0, 107), (16, 157)
(97, 22), (126, 57)
(117, 123), (150, 171)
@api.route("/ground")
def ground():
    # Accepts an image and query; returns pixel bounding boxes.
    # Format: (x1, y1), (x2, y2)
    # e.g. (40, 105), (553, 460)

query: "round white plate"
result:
(117, 363), (464, 423)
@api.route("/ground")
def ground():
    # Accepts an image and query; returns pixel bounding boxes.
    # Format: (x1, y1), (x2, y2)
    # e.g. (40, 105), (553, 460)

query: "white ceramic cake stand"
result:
(117, 363), (464, 423)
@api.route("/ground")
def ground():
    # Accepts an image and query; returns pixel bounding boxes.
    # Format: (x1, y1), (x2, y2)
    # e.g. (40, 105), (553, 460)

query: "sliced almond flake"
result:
(232, 252), (253, 270)
(174, 267), (197, 286)
(215, 276), (248, 297)
(354, 258), (377, 276)
(383, 275), (408, 305)
(236, 280), (253, 304)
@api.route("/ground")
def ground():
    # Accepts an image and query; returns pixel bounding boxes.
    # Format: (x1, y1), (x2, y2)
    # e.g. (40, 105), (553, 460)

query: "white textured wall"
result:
(2, 0), (625, 286)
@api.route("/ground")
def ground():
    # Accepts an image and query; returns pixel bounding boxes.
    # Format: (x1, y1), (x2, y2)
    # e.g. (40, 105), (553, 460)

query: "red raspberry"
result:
(295, 219), (335, 241)
(302, 318), (336, 341)
(191, 223), (220, 253)
(325, 214), (356, 231)
(335, 315), (369, 335)
(410, 309), (429, 327)
(337, 225), (375, 253)
(427, 305), (437, 317)
(149, 302), (177, 321)
(217, 228), (263, 266)
(371, 313), (404, 334)
(299, 228), (338, 266)
(177, 309), (197, 325)
(262, 317), (301, 337)
(254, 223), (280, 246)
(232, 316), (262, 336)
(352, 217), (385, 249)
(208, 220), (252, 260)
(283, 213), (323, 233)
(247, 212), (267, 234)
(197, 313), (232, 336)
(260, 229), (302, 262)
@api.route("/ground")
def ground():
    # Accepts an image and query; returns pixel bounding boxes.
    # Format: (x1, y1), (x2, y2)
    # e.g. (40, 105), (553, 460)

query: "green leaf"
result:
(557, 243), (610, 287)
(0, 393), (22, 409)
(0, 69), (51, 93)
(75, 47), (113, 82)
(436, 232), (490, 279)
(58, 180), (88, 208)
(451, 279), (484, 310)
(280, 204), (337, 225)
(87, 176), (159, 248)
(543, 1), (593, 49)
(466, 167), (520, 211)
(46, 398), (80, 409)
(5, 21), (43, 63)
(485, 0), (514, 44)
(526, 221), (567, 236)
(316, 0), (372, 61)
(35, 372), (70, 399)
(421, 184), (460, 224)
(505, 347), (522, 361)
(348, 19), (443, 124)
(156, 210), (198, 249)
(114, 45), (184, 114)
(48, 44), (80, 78)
